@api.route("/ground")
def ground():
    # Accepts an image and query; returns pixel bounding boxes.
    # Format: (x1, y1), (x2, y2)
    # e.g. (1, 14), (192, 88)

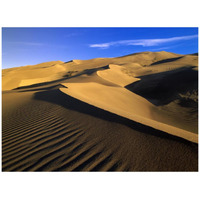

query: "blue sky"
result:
(2, 27), (198, 69)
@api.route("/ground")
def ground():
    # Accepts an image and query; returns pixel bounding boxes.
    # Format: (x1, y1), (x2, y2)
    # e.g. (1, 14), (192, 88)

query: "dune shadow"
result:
(33, 88), (197, 146)
(125, 66), (198, 106)
(150, 56), (183, 66)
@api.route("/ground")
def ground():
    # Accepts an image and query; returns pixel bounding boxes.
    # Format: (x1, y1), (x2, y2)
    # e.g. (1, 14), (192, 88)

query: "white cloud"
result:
(89, 34), (198, 49)
(90, 43), (111, 49)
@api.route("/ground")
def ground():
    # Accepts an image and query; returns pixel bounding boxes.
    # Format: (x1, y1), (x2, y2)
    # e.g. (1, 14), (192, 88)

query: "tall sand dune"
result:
(2, 51), (198, 171)
(60, 81), (197, 143)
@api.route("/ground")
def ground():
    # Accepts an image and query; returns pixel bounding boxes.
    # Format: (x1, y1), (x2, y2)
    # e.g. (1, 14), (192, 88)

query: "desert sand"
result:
(2, 51), (198, 171)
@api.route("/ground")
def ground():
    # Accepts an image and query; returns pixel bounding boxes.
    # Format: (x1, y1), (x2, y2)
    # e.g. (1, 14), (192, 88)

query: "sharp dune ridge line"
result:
(2, 51), (198, 171)
(60, 82), (197, 143)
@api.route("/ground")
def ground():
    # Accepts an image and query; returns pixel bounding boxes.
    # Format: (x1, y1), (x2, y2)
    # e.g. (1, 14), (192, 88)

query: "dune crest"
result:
(2, 51), (198, 171)
(60, 81), (197, 143)
(97, 64), (140, 87)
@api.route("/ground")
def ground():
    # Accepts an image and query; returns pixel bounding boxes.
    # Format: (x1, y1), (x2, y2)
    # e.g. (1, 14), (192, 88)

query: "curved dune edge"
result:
(97, 64), (140, 87)
(60, 83), (198, 144)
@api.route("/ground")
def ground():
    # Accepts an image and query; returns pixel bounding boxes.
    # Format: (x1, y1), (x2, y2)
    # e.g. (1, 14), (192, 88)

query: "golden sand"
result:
(2, 51), (198, 171)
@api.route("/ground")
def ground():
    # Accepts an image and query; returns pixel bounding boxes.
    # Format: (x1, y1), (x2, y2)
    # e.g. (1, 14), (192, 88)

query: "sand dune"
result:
(2, 51), (198, 171)
(97, 64), (140, 87)
(60, 78), (197, 143)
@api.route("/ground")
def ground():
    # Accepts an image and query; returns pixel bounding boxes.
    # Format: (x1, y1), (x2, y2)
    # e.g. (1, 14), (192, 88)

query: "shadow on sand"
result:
(125, 66), (198, 106)
(33, 88), (197, 147)
(150, 56), (183, 66)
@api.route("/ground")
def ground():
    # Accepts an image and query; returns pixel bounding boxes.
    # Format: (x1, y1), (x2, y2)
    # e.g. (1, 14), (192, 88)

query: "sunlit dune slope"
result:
(2, 51), (198, 143)
(3, 51), (188, 91)
(60, 76), (197, 143)
(2, 51), (198, 171)
(97, 64), (140, 87)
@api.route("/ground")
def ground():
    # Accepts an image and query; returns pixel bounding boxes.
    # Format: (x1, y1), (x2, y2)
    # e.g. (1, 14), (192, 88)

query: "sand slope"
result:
(60, 77), (197, 143)
(2, 89), (198, 171)
(2, 51), (198, 171)
(2, 51), (189, 91)
(97, 64), (140, 87)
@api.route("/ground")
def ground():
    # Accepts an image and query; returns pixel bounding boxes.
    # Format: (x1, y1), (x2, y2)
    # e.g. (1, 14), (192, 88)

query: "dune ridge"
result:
(60, 81), (197, 143)
(2, 51), (198, 171)
(1, 51), (185, 91)
(97, 64), (140, 87)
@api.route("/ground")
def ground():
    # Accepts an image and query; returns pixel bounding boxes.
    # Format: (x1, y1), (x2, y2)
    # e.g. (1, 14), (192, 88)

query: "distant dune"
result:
(2, 51), (198, 171)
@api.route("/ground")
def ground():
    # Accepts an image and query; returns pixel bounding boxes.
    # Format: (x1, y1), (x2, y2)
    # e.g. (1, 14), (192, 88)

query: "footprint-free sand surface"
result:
(2, 51), (198, 171)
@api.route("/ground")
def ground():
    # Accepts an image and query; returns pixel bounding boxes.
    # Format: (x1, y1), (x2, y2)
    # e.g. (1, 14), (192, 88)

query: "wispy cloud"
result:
(89, 34), (198, 49)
